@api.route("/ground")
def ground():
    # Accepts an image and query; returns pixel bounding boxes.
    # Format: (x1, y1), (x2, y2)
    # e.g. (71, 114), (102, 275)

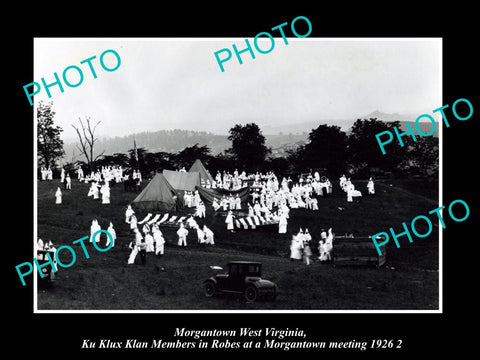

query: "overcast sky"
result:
(33, 38), (442, 140)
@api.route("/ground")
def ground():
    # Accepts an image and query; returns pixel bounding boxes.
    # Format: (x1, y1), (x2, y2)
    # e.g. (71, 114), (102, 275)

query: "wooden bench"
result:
(332, 236), (386, 268)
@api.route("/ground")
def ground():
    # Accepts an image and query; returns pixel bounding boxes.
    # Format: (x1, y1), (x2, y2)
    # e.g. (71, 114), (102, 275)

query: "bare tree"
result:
(71, 117), (105, 171)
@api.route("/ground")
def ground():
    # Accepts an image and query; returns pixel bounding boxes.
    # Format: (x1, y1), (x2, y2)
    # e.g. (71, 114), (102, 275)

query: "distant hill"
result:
(61, 129), (308, 162)
(361, 111), (439, 137)
(61, 112), (438, 163)
(362, 110), (415, 122)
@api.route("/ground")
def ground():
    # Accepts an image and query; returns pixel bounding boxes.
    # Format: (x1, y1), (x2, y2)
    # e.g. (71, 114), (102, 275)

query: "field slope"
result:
(36, 177), (439, 310)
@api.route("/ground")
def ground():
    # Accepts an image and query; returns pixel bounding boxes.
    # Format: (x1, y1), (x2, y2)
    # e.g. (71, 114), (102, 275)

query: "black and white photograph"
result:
(31, 37), (444, 312)
(10, 6), (476, 356)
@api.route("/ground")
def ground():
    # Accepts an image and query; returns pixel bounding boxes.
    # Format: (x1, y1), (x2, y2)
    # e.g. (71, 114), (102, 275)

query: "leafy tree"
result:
(265, 156), (291, 175)
(37, 101), (64, 169)
(96, 152), (130, 168)
(173, 143), (211, 169)
(401, 137), (439, 177)
(144, 151), (174, 174)
(347, 118), (406, 176)
(127, 146), (148, 173)
(226, 123), (270, 171)
(208, 151), (236, 174)
(289, 124), (348, 177)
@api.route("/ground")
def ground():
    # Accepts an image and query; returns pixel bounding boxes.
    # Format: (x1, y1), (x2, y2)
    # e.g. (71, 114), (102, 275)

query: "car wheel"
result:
(244, 285), (258, 303)
(204, 281), (216, 297)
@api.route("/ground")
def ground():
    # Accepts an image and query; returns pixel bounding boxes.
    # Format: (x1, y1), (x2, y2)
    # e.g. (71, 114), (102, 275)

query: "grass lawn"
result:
(36, 177), (439, 311)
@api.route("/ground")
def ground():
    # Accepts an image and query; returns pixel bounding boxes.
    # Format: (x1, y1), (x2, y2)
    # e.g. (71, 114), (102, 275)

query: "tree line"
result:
(37, 101), (438, 180)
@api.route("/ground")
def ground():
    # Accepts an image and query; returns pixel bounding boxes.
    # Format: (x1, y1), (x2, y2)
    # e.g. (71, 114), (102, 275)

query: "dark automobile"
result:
(203, 261), (278, 302)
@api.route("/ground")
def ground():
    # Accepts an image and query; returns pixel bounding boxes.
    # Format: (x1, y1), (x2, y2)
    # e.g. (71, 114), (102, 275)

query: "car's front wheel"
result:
(244, 285), (258, 302)
(204, 281), (216, 297)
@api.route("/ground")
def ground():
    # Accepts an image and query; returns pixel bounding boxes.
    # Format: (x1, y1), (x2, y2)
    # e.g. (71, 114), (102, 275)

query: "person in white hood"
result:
(176, 223), (189, 247)
(55, 187), (62, 204)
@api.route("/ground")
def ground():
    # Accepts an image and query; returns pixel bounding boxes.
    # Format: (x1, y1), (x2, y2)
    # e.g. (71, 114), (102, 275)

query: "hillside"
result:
(62, 130), (308, 162)
(60, 112), (438, 164)
(36, 177), (439, 310)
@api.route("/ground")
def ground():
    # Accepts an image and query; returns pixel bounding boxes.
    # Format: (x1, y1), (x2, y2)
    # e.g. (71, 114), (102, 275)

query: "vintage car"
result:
(203, 261), (278, 302)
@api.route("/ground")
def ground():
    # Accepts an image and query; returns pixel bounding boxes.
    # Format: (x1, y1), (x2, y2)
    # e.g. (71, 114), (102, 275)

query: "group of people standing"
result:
(124, 204), (217, 265)
(89, 219), (117, 247)
(339, 175), (375, 202)
(87, 181), (111, 204)
(40, 167), (53, 181)
(125, 206), (166, 265)
(290, 227), (334, 265)
(212, 194), (242, 212)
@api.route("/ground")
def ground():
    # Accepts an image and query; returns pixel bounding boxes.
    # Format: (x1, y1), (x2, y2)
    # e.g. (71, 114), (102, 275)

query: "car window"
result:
(230, 264), (239, 276)
(247, 264), (260, 275)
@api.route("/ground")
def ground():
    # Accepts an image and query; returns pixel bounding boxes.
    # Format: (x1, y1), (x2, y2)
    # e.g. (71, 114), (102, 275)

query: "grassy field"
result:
(36, 177), (439, 310)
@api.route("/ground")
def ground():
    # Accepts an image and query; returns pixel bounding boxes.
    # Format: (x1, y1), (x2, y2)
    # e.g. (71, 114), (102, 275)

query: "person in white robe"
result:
(37, 238), (45, 260)
(193, 191), (201, 207)
(144, 231), (154, 253)
(367, 178), (375, 195)
(235, 195), (242, 210)
(304, 228), (312, 243)
(225, 210), (234, 232)
(228, 196), (235, 210)
(289, 235), (303, 261)
(278, 212), (288, 234)
(129, 214), (138, 231)
(212, 198), (220, 211)
(125, 205), (135, 223)
(221, 197), (229, 211)
(196, 226), (205, 244)
(94, 182), (101, 199)
(320, 228), (327, 243)
(305, 197), (312, 210)
(318, 240), (330, 261)
(311, 198), (318, 211)
(60, 168), (65, 183)
(197, 201), (206, 218)
(204, 225), (215, 245)
(88, 182), (99, 199)
(186, 216), (198, 229)
(77, 167), (84, 181)
(87, 182), (95, 197)
(248, 203), (254, 217)
(127, 228), (143, 264)
(253, 201), (261, 217)
(296, 228), (305, 243)
(55, 187), (62, 204)
(297, 196), (306, 208)
(281, 203), (290, 219)
(106, 222), (116, 247)
(42, 239), (57, 277)
(176, 223), (189, 246)
(101, 183), (110, 204)
(346, 182), (355, 202)
(327, 179), (333, 194)
(65, 174), (71, 190)
(184, 191), (192, 208)
(89, 219), (101, 243)
(324, 228), (334, 260)
(153, 226), (165, 254)
(303, 240), (312, 265)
